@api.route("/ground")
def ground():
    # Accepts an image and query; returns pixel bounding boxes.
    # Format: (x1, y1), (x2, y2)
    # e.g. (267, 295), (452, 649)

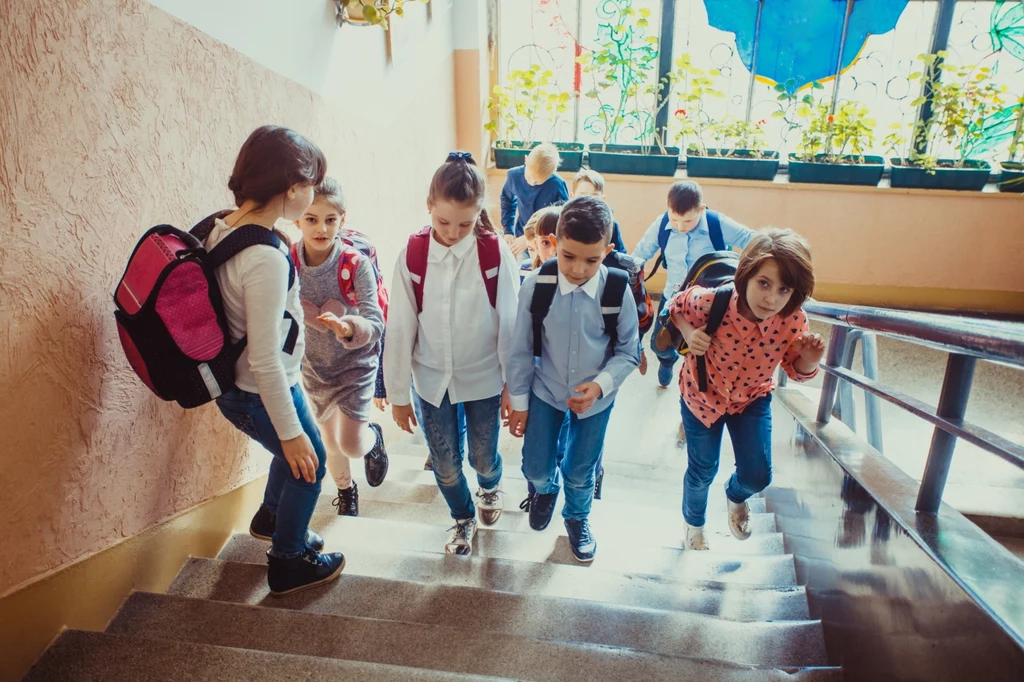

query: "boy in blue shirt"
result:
(632, 181), (754, 387)
(507, 196), (640, 563)
(500, 143), (569, 257)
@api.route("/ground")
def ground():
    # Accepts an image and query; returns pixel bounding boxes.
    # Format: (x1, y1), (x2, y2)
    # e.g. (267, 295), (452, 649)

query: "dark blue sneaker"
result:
(249, 506), (324, 551)
(528, 491), (558, 531)
(364, 423), (389, 487)
(657, 360), (675, 387)
(565, 518), (597, 563)
(267, 546), (345, 596)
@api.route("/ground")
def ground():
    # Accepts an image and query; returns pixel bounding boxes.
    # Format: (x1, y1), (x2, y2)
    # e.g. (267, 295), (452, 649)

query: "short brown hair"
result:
(734, 228), (815, 318)
(556, 196), (612, 245)
(572, 168), (605, 193)
(667, 180), (703, 215)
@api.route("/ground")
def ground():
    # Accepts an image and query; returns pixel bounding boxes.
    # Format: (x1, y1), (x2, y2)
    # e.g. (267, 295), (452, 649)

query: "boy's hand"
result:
(373, 397), (390, 412)
(508, 410), (528, 438)
(567, 382), (602, 415)
(793, 332), (826, 364)
(503, 233), (515, 246)
(686, 325), (712, 356)
(500, 385), (512, 424)
(510, 235), (529, 256)
(639, 350), (648, 376)
(391, 403), (418, 434)
(317, 312), (354, 340)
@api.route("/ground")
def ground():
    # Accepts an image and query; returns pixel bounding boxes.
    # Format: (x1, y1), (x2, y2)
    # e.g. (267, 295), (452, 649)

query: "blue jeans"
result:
(215, 385), (327, 557)
(522, 391), (614, 520)
(526, 417), (604, 495)
(680, 394), (773, 527)
(415, 391), (502, 521)
(651, 297), (679, 367)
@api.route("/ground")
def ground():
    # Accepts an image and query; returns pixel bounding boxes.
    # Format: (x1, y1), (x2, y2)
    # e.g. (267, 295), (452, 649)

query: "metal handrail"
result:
(803, 300), (1024, 514)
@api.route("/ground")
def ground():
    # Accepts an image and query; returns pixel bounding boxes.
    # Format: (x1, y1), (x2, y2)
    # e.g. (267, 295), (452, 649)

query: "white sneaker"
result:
(686, 523), (709, 551)
(445, 518), (478, 556)
(727, 499), (752, 540)
(475, 486), (503, 526)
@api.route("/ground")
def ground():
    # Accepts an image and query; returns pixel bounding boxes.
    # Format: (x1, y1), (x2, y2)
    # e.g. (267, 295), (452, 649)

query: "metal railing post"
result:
(834, 329), (862, 430)
(915, 353), (977, 514)
(860, 331), (883, 452)
(817, 326), (850, 424)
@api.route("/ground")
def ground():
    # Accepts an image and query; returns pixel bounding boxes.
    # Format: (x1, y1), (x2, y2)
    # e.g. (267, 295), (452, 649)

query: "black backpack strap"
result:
(189, 210), (233, 243)
(644, 212), (672, 282)
(207, 224), (299, 355)
(706, 209), (726, 251)
(529, 260), (560, 358)
(696, 283), (734, 392)
(601, 267), (629, 351)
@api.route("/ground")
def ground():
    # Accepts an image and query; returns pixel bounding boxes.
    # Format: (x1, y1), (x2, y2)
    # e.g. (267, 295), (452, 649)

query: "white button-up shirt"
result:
(384, 229), (520, 409)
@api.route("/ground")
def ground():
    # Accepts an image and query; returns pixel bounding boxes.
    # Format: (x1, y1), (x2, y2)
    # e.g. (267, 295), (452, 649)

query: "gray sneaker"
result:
(445, 518), (478, 556)
(476, 486), (503, 526)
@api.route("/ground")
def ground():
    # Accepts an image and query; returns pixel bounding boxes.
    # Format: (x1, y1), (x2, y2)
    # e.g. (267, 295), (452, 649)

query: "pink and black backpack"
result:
(113, 211), (298, 409)
(289, 228), (390, 319)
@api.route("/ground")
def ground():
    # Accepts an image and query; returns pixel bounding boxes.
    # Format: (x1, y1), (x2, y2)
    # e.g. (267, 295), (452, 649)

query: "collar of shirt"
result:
(557, 267), (601, 299)
(729, 292), (775, 337)
(427, 230), (476, 263)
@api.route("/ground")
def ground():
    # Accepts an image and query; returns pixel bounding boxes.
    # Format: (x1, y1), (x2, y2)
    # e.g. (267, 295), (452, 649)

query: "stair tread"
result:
(167, 558), (829, 666)
(109, 591), (842, 681)
(23, 629), (510, 681)
(218, 535), (811, 621)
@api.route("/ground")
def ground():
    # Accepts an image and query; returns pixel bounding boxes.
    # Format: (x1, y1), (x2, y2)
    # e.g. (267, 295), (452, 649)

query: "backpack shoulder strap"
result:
(696, 283), (734, 392)
(188, 210), (232, 243)
(644, 212), (672, 283)
(705, 209), (726, 252)
(405, 227), (432, 313)
(601, 267), (629, 351)
(208, 225), (295, 291)
(289, 243), (302, 274)
(336, 243), (363, 306)
(529, 259), (560, 358)
(476, 230), (502, 309)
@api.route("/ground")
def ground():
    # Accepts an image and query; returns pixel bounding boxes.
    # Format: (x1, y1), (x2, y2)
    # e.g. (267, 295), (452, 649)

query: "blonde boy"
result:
(500, 142), (569, 256)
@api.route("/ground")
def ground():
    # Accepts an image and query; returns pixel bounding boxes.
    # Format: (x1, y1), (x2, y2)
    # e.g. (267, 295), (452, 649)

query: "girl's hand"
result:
(500, 385), (512, 424)
(281, 433), (319, 483)
(510, 235), (529, 257)
(507, 410), (528, 438)
(639, 350), (648, 376)
(567, 382), (602, 415)
(793, 332), (826, 364)
(373, 396), (390, 412)
(392, 403), (418, 434)
(317, 312), (354, 341)
(686, 325), (712, 356)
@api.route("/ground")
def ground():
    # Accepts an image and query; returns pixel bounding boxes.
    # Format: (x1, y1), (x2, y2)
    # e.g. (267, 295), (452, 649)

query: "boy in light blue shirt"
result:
(506, 196), (640, 563)
(632, 181), (754, 387)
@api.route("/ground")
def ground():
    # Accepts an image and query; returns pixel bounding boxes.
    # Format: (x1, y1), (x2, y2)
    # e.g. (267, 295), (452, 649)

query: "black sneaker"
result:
(528, 491), (558, 531)
(332, 483), (359, 517)
(565, 518), (597, 563)
(519, 493), (533, 513)
(364, 423), (389, 487)
(267, 546), (345, 596)
(593, 468), (605, 500)
(248, 506), (325, 551)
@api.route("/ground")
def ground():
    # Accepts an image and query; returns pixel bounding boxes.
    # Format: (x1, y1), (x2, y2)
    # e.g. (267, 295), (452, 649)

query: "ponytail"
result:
(476, 208), (500, 237)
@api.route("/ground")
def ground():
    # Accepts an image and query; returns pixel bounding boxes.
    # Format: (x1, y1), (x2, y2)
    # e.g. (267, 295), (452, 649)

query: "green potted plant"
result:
(484, 65), (581, 171)
(578, 5), (679, 176)
(788, 96), (885, 186)
(337, 0), (429, 27)
(997, 95), (1024, 193)
(885, 52), (1008, 191)
(677, 55), (779, 181)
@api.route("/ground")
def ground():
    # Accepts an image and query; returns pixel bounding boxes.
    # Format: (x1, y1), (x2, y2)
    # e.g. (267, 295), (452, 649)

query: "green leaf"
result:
(990, 1), (1024, 61)
(964, 103), (1023, 156)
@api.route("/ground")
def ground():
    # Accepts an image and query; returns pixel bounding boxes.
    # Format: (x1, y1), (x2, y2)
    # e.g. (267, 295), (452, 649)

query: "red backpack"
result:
(405, 227), (501, 312)
(113, 211), (298, 409)
(290, 229), (390, 319)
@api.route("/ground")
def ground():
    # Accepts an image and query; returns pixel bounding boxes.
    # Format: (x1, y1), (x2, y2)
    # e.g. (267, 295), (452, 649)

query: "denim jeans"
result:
(680, 394), (773, 527)
(415, 390), (502, 521)
(215, 385), (327, 557)
(651, 297), (679, 367)
(526, 417), (604, 496)
(522, 391), (614, 520)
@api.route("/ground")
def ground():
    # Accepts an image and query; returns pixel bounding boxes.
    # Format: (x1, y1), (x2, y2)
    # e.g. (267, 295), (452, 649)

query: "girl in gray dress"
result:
(293, 178), (389, 516)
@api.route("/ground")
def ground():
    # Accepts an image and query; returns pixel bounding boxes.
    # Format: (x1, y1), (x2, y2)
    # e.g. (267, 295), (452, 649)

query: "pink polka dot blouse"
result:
(669, 286), (818, 428)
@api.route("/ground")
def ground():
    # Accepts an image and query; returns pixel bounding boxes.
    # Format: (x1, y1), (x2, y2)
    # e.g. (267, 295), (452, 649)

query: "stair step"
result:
(23, 629), (509, 681)
(218, 536), (811, 620)
(110, 592), (841, 681)
(306, 498), (785, 554)
(169, 558), (828, 666)
(229, 513), (796, 585)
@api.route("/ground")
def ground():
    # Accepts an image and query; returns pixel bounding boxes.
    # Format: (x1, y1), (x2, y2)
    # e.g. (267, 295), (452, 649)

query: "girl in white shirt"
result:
(207, 125), (344, 596)
(384, 152), (519, 556)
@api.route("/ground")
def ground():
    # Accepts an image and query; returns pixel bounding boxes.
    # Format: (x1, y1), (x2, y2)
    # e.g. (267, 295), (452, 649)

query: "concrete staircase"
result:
(24, 374), (843, 681)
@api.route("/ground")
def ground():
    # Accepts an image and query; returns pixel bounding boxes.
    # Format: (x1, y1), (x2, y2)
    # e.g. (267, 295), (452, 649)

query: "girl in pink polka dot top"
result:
(668, 228), (825, 551)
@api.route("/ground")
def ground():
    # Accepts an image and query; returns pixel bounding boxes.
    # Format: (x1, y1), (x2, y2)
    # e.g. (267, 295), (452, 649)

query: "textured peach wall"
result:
(0, 0), (455, 593)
